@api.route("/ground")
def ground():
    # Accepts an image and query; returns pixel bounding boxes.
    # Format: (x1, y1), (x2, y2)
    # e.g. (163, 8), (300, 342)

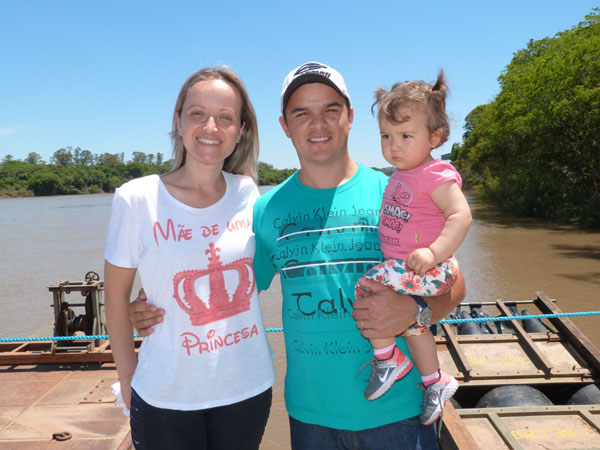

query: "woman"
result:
(104, 67), (275, 450)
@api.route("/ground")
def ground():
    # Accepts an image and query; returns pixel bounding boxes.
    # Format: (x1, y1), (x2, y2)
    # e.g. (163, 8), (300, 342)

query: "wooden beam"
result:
(536, 291), (600, 375)
(441, 323), (472, 378)
(0, 338), (142, 366)
(441, 403), (482, 450)
(496, 299), (554, 376)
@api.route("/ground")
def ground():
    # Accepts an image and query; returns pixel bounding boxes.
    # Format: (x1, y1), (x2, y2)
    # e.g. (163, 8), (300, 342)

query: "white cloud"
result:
(0, 126), (23, 137)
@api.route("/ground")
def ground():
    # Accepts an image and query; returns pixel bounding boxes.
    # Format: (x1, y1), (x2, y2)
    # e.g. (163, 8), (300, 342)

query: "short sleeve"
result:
(104, 188), (141, 269)
(247, 181), (260, 205)
(252, 198), (277, 291)
(423, 162), (462, 195)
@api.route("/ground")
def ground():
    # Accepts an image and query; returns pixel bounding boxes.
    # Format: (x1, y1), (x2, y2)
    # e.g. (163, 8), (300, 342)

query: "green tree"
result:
(25, 152), (44, 165)
(27, 172), (64, 195)
(453, 9), (600, 227)
(73, 147), (82, 165)
(0, 160), (35, 193)
(132, 152), (147, 164)
(51, 148), (74, 166)
(79, 150), (94, 166)
(73, 147), (95, 166)
(258, 161), (297, 185)
(96, 153), (122, 165)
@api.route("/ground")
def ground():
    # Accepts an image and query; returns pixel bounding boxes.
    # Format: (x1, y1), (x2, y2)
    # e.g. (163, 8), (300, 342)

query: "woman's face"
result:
(177, 79), (244, 170)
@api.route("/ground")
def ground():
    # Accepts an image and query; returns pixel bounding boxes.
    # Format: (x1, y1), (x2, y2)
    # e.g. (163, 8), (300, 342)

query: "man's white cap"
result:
(281, 61), (351, 114)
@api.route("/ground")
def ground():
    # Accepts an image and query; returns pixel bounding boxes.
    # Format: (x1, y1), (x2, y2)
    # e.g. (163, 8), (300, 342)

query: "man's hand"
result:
(352, 272), (465, 339)
(352, 278), (418, 339)
(128, 288), (165, 337)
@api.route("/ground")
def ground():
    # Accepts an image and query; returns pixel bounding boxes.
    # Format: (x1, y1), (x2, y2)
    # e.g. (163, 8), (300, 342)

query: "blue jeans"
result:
(289, 415), (438, 450)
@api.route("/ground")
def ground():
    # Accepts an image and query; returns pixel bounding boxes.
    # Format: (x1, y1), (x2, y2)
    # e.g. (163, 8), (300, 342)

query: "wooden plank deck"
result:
(2, 291), (599, 449)
(0, 362), (131, 449)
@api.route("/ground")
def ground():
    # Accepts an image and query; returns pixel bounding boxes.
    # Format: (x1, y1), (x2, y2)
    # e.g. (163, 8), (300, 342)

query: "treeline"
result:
(0, 147), (172, 196)
(0, 147), (298, 196)
(258, 162), (296, 185)
(451, 9), (600, 228)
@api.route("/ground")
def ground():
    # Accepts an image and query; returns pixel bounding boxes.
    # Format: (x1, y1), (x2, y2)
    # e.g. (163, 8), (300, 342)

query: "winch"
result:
(48, 271), (106, 351)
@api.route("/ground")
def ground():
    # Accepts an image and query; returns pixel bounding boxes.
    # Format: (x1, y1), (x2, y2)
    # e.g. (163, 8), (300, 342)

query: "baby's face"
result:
(379, 108), (440, 171)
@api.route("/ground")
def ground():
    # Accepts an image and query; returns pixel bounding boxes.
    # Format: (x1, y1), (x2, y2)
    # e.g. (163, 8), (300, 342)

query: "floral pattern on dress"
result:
(354, 256), (460, 333)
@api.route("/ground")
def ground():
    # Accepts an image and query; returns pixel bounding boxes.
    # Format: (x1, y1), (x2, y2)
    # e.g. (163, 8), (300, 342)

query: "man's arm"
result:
(128, 289), (165, 337)
(352, 272), (465, 339)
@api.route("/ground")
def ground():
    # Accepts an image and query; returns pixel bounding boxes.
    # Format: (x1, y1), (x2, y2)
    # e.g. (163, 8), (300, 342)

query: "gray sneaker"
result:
(420, 372), (459, 425)
(361, 348), (413, 401)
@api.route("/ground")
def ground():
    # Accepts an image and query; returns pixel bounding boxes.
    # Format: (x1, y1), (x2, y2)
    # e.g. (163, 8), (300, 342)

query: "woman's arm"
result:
(104, 260), (138, 409)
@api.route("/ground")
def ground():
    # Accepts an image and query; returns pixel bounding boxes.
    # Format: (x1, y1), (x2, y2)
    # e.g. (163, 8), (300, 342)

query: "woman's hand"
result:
(121, 381), (132, 410)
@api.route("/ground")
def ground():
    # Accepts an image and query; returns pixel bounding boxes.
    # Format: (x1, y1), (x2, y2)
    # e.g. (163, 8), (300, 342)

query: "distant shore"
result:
(0, 185), (280, 200)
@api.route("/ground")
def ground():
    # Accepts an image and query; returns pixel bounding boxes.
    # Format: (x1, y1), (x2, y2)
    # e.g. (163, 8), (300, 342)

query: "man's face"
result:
(279, 83), (353, 169)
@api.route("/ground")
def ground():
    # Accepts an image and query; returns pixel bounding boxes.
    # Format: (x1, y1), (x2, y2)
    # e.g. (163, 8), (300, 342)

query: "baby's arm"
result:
(407, 181), (472, 276)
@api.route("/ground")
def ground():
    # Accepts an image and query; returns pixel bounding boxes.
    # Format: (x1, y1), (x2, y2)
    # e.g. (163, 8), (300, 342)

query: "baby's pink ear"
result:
(430, 129), (443, 148)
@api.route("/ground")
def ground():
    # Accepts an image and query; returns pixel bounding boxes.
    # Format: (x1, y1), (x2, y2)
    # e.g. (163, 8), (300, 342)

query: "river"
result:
(0, 189), (599, 448)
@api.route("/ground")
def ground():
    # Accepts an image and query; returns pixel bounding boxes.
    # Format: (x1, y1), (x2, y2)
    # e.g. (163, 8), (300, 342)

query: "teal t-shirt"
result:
(253, 164), (423, 431)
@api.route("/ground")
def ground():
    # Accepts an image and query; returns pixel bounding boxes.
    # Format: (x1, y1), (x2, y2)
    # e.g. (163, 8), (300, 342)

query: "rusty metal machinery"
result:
(48, 271), (106, 351)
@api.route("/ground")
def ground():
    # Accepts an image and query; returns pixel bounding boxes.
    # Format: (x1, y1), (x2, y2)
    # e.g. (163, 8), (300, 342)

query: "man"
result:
(130, 62), (465, 449)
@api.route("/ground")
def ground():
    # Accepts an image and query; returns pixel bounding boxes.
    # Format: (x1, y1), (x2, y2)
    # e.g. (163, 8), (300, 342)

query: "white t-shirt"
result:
(104, 172), (275, 410)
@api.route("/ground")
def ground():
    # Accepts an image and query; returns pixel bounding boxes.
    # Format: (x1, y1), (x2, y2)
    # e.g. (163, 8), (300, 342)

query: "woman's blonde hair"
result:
(170, 67), (259, 181)
(372, 69), (450, 148)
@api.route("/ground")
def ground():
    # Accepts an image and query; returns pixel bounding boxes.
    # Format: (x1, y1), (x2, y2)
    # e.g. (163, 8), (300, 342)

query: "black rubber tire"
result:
(521, 309), (548, 333)
(567, 384), (600, 405)
(449, 397), (461, 409)
(475, 385), (553, 408)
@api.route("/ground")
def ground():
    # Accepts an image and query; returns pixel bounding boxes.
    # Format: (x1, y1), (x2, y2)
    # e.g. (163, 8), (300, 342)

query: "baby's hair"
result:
(372, 70), (450, 147)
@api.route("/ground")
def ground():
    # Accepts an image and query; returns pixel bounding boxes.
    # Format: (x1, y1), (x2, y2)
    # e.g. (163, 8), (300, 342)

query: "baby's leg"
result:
(370, 338), (396, 352)
(356, 262), (415, 400)
(405, 329), (439, 376)
(355, 261), (399, 356)
(405, 328), (458, 425)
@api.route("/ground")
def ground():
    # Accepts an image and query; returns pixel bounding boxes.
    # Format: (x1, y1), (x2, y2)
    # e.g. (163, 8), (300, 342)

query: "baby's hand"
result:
(407, 248), (436, 276)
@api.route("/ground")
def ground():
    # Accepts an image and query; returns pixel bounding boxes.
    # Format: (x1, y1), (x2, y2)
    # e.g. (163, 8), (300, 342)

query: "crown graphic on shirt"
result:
(172, 243), (255, 326)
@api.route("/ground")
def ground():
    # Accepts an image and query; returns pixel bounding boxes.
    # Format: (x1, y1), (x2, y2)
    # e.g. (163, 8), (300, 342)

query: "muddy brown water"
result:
(1, 190), (599, 448)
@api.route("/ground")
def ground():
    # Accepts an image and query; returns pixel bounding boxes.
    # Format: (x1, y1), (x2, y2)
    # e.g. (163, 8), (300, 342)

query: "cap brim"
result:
(282, 74), (346, 113)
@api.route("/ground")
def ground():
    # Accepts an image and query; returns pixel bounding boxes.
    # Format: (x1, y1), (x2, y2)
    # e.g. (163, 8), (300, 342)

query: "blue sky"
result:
(1, 1), (597, 169)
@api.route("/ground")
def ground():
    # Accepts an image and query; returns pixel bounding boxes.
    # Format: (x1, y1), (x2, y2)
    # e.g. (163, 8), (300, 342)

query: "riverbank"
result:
(0, 185), (278, 199)
(0, 159), (297, 197)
